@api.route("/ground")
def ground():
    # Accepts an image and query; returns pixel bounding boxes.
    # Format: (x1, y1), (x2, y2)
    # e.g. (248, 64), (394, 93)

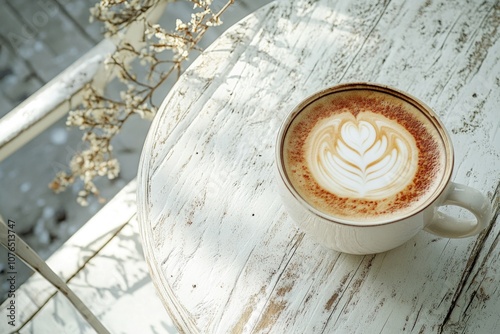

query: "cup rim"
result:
(276, 82), (454, 227)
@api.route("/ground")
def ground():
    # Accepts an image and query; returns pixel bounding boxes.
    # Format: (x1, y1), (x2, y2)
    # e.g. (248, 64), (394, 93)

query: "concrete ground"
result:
(0, 0), (271, 302)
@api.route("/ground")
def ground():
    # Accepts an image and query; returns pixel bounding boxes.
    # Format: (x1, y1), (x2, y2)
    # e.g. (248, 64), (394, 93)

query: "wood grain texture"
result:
(138, 0), (500, 333)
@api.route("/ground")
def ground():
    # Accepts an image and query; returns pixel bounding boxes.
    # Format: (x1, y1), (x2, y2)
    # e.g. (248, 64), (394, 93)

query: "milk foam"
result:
(283, 89), (446, 222)
(306, 111), (418, 199)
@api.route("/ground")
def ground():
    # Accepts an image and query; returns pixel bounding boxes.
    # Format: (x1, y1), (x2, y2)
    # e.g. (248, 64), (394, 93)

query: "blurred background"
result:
(0, 0), (270, 302)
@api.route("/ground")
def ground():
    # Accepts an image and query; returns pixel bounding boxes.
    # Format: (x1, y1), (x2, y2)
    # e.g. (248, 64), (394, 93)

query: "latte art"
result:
(282, 89), (446, 222)
(307, 112), (418, 199)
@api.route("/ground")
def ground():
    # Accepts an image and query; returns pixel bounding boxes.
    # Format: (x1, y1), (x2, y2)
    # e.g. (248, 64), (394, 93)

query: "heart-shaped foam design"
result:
(306, 111), (418, 199)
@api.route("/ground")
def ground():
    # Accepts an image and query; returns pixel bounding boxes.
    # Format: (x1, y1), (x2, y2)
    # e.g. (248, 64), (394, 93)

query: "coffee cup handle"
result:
(424, 182), (493, 238)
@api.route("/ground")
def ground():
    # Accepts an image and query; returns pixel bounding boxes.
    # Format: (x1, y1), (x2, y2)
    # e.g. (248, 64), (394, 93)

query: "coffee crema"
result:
(283, 89), (446, 222)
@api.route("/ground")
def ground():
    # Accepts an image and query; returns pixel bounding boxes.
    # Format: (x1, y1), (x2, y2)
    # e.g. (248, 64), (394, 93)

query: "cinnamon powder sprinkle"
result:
(284, 91), (445, 222)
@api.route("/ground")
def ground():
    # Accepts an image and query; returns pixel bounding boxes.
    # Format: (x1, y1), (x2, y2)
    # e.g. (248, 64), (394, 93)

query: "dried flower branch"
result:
(50, 0), (234, 205)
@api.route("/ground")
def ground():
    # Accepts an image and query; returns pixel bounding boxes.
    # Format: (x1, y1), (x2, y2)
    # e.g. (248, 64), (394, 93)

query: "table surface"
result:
(137, 0), (500, 333)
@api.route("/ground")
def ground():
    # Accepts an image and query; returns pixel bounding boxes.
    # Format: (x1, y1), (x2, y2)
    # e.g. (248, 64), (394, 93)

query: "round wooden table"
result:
(138, 0), (500, 332)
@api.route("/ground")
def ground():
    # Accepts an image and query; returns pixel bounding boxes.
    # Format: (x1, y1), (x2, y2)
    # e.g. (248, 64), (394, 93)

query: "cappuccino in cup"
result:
(276, 83), (492, 254)
(283, 89), (446, 222)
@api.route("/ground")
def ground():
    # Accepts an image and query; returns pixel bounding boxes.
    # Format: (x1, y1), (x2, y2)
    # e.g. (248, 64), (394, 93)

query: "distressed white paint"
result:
(138, 0), (500, 333)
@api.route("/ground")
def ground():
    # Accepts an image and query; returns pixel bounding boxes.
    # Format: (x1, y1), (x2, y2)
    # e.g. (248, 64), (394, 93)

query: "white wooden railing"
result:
(0, 1), (168, 162)
(0, 40), (113, 162)
(0, 2), (168, 332)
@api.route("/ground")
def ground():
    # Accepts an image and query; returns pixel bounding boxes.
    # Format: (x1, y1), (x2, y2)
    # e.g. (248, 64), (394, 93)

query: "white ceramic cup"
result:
(275, 83), (493, 254)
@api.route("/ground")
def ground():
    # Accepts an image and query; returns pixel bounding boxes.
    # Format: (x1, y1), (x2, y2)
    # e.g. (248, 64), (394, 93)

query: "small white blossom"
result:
(176, 19), (188, 31)
(53, 0), (235, 205)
